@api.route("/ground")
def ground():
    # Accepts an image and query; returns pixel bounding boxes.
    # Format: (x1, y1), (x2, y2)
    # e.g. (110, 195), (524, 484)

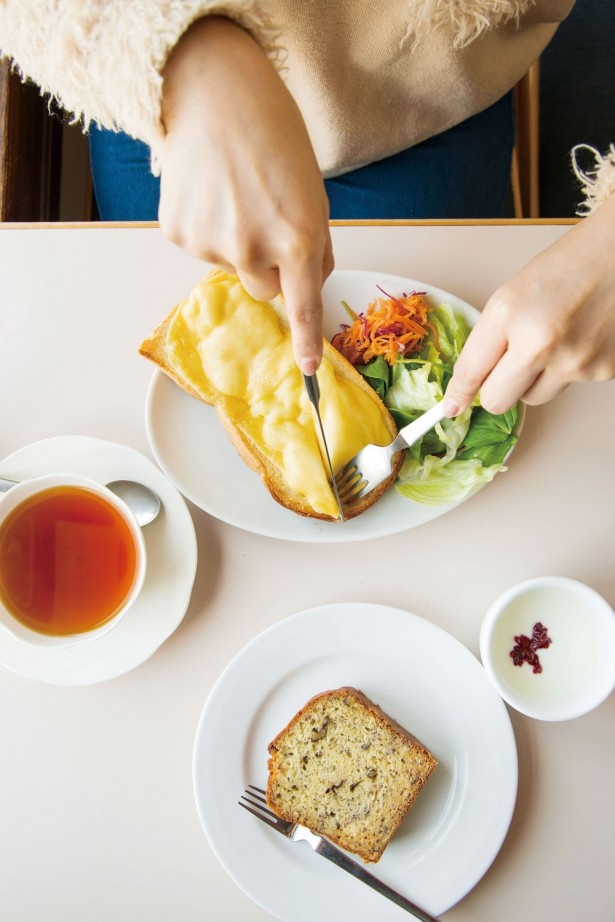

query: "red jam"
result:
(510, 622), (553, 673)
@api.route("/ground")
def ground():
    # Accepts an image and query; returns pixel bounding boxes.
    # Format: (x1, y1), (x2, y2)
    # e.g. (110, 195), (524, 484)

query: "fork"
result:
(239, 785), (442, 921)
(335, 401), (446, 507)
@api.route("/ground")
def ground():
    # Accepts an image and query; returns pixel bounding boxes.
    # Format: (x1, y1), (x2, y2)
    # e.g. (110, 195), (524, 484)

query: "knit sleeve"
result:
(0, 0), (283, 168)
(572, 144), (615, 216)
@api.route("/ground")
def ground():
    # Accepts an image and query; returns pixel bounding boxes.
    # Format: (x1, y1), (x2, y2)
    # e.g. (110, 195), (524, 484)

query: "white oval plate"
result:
(0, 436), (197, 685)
(145, 269), (518, 542)
(193, 602), (517, 919)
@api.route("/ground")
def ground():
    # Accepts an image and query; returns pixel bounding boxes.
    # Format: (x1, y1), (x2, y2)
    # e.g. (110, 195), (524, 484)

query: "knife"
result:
(302, 372), (345, 522)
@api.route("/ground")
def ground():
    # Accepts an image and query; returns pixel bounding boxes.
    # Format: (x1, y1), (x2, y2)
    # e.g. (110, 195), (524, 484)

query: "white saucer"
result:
(0, 436), (197, 685)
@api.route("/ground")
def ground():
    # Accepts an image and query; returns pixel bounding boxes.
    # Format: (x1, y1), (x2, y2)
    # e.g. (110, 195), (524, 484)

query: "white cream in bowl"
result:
(480, 576), (615, 721)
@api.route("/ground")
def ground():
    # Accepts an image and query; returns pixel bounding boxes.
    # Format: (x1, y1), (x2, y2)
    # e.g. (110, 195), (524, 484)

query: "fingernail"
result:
(442, 396), (459, 418)
(299, 356), (319, 376)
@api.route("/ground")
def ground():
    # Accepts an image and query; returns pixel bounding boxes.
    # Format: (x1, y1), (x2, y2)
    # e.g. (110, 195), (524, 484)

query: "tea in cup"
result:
(0, 473), (146, 647)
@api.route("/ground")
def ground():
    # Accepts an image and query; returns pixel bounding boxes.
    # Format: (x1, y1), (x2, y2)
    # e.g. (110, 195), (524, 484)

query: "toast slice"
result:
(139, 269), (402, 520)
(266, 687), (437, 862)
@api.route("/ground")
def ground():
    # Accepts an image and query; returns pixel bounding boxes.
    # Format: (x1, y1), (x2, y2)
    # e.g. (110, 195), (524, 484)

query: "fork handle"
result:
(315, 838), (442, 921)
(394, 401), (447, 453)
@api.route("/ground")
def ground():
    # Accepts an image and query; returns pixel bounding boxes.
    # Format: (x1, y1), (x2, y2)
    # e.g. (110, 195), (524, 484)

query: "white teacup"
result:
(0, 473), (146, 648)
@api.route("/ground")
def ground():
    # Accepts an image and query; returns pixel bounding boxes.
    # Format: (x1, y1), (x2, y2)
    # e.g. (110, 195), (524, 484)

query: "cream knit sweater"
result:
(0, 0), (613, 210)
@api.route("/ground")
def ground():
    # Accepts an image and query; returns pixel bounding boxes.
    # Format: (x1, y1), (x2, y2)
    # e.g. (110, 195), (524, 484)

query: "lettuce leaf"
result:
(385, 362), (442, 411)
(396, 454), (505, 505)
(456, 405), (520, 466)
(427, 304), (471, 364)
(354, 355), (390, 400)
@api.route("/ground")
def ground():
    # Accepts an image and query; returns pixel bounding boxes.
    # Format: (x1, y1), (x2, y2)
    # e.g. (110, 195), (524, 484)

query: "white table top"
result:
(0, 221), (613, 922)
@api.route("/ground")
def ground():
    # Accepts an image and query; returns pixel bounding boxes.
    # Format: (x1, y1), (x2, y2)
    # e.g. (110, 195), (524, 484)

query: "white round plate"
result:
(145, 269), (520, 543)
(0, 436), (197, 685)
(193, 602), (517, 919)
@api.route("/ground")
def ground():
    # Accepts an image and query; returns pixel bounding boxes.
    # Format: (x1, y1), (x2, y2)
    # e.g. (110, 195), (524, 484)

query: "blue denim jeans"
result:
(89, 91), (514, 221)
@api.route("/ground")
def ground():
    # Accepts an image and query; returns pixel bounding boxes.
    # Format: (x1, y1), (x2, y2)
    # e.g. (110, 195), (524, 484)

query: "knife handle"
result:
(314, 838), (442, 921)
(302, 372), (321, 409)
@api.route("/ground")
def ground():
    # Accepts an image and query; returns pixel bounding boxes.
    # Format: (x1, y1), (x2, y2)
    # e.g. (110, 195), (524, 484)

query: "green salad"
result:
(331, 288), (520, 505)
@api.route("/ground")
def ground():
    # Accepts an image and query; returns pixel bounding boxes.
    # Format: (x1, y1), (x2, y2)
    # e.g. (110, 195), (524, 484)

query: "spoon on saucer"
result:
(0, 476), (161, 527)
(106, 480), (161, 526)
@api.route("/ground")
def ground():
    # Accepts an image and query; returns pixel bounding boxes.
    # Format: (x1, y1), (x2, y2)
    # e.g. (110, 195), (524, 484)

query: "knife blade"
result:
(302, 372), (345, 522)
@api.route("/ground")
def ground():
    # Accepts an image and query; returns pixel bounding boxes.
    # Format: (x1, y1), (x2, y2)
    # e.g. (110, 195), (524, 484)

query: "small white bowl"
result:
(480, 576), (615, 721)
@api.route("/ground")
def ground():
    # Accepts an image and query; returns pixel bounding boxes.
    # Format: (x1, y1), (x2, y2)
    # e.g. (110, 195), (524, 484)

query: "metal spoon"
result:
(106, 480), (161, 526)
(0, 476), (161, 527)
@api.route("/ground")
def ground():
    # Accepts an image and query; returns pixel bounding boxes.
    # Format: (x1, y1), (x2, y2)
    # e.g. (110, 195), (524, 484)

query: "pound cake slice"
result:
(266, 687), (437, 862)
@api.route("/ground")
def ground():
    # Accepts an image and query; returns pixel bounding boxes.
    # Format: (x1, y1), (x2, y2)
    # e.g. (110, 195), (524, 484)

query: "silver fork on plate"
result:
(335, 401), (446, 508)
(239, 785), (442, 922)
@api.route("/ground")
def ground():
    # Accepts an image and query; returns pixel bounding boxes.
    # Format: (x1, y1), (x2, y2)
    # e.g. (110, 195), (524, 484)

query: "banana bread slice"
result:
(266, 687), (437, 862)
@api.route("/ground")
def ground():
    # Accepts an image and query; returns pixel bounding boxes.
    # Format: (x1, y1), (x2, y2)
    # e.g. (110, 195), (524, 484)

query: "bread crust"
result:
(139, 275), (403, 521)
(266, 686), (437, 862)
(267, 686), (430, 753)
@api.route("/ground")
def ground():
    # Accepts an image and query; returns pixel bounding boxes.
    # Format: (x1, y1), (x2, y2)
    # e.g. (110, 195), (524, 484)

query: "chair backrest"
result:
(512, 62), (540, 218)
(0, 59), (63, 221)
(1, 56), (541, 222)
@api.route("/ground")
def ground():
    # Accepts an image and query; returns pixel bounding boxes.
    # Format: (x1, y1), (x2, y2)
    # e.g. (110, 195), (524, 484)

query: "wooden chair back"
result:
(0, 59), (63, 221)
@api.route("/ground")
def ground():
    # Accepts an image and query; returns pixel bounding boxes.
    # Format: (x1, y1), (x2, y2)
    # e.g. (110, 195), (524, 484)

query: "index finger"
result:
(279, 248), (332, 376)
(442, 313), (508, 416)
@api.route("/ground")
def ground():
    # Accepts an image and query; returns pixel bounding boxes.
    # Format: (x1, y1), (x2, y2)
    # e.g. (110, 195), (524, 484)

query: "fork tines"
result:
(335, 462), (368, 504)
(238, 785), (282, 830)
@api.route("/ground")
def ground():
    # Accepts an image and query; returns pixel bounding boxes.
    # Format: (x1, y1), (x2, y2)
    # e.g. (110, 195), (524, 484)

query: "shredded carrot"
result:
(331, 287), (436, 366)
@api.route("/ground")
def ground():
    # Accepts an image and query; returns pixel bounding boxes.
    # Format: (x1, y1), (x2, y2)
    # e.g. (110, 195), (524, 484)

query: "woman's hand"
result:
(159, 16), (333, 374)
(443, 193), (615, 415)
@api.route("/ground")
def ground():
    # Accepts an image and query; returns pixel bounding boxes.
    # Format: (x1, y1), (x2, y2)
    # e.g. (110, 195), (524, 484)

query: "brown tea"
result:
(0, 486), (137, 636)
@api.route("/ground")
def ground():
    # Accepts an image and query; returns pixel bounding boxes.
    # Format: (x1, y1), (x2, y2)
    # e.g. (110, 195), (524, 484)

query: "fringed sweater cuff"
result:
(572, 144), (615, 216)
(0, 0), (283, 172)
